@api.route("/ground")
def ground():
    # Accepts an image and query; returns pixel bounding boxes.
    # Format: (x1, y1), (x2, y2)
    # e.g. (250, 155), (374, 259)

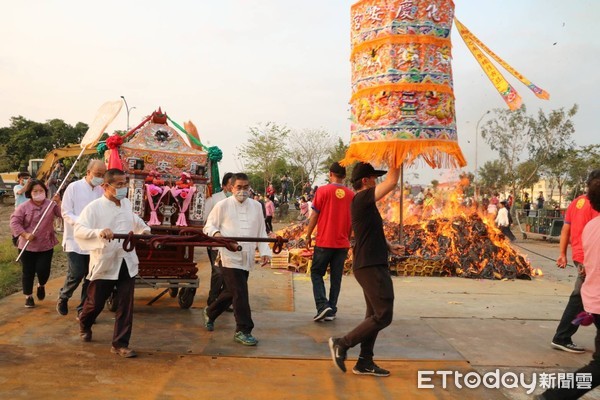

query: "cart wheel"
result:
(178, 288), (196, 309)
(106, 290), (118, 312)
(169, 288), (179, 298)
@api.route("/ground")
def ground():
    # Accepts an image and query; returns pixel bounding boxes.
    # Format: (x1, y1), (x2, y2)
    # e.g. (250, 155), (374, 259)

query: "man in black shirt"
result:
(328, 162), (402, 376)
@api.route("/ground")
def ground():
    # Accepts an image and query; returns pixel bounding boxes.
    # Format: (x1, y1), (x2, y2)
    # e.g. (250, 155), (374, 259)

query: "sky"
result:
(1, 0), (598, 185)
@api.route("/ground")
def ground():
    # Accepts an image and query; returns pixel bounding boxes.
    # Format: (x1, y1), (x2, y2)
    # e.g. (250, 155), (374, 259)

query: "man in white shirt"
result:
(495, 200), (516, 242)
(203, 172), (233, 306)
(57, 159), (106, 317)
(75, 169), (150, 358)
(202, 173), (271, 346)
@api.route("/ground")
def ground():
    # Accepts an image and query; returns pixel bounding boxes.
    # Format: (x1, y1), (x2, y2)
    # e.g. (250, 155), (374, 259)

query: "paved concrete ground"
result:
(1, 239), (599, 399)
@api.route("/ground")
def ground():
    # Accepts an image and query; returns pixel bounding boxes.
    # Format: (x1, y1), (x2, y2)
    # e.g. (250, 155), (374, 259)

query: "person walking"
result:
(328, 162), (403, 376)
(202, 173), (271, 346)
(538, 169), (600, 399)
(56, 159), (106, 317)
(203, 172), (233, 307)
(495, 200), (516, 242)
(551, 169), (600, 353)
(305, 162), (354, 322)
(265, 195), (275, 234)
(10, 180), (62, 308)
(74, 169), (150, 358)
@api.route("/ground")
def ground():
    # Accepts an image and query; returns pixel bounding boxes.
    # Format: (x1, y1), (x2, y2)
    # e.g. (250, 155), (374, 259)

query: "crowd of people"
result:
(10, 159), (600, 395)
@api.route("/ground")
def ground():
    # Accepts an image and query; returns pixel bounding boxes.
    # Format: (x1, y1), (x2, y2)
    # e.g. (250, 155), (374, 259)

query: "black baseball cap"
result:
(329, 162), (346, 177)
(351, 162), (386, 182)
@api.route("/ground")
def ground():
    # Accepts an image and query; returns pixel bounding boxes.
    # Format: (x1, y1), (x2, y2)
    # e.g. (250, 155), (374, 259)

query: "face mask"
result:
(234, 190), (249, 203)
(32, 193), (45, 202)
(91, 177), (104, 187)
(225, 191), (232, 198)
(114, 187), (128, 200)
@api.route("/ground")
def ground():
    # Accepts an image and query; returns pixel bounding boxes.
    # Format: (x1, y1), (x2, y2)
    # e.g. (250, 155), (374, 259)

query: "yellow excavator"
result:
(0, 145), (98, 198)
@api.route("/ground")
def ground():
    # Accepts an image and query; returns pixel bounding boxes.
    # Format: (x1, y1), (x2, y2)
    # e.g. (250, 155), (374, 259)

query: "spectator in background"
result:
(266, 182), (275, 198)
(537, 191), (545, 210)
(299, 196), (309, 220)
(47, 162), (66, 198)
(280, 174), (290, 203)
(265, 195), (275, 234)
(10, 180), (62, 308)
(13, 172), (31, 209)
(495, 201), (516, 242)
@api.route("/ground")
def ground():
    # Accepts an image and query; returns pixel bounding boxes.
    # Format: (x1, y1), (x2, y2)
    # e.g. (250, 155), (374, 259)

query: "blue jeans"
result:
(310, 247), (348, 314)
(58, 252), (90, 313)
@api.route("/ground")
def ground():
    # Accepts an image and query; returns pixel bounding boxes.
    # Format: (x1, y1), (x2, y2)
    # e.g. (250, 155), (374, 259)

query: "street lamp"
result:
(474, 110), (490, 199)
(120, 96), (136, 131)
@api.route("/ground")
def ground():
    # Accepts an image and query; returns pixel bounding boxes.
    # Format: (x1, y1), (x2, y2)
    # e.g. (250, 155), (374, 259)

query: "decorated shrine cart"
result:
(107, 109), (215, 309)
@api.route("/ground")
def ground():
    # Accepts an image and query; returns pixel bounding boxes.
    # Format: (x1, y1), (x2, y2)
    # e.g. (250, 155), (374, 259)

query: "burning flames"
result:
(276, 181), (535, 280)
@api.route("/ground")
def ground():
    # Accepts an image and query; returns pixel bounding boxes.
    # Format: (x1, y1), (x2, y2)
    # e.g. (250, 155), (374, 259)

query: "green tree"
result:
(478, 159), (509, 195)
(321, 137), (351, 183)
(565, 145), (600, 199)
(0, 116), (89, 172)
(237, 122), (290, 190)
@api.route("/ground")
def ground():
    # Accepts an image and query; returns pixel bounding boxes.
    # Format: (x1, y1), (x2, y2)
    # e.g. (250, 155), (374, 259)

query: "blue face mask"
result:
(111, 186), (128, 200)
(91, 177), (104, 187)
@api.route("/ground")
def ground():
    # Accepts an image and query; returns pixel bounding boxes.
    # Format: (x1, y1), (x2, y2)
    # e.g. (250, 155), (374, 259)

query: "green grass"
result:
(0, 237), (21, 298)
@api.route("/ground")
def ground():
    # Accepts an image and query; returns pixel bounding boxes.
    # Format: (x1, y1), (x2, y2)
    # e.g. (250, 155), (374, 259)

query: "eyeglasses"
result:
(234, 185), (250, 191)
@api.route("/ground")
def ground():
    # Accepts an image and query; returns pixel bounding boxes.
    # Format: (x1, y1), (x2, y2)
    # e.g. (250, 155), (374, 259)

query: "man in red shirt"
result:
(306, 162), (354, 321)
(551, 169), (600, 353)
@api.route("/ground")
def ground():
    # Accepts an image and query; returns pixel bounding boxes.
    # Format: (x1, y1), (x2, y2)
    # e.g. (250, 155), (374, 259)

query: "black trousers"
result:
(20, 249), (53, 296)
(553, 261), (584, 345)
(79, 262), (135, 349)
(206, 267), (253, 334)
(340, 265), (394, 361)
(207, 248), (225, 305)
(543, 314), (600, 399)
(265, 216), (273, 233)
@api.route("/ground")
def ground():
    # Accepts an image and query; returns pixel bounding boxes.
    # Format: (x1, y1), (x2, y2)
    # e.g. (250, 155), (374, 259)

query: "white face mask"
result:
(234, 190), (249, 203)
(114, 187), (128, 200)
(91, 177), (104, 187)
(32, 193), (46, 202)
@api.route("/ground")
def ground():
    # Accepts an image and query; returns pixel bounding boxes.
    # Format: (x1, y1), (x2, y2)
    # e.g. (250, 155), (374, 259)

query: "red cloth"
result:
(312, 183), (354, 248)
(565, 195), (600, 263)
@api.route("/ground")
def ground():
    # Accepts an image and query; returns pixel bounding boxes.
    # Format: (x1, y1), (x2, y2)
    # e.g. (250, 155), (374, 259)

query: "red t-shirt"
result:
(565, 195), (599, 263)
(312, 183), (354, 248)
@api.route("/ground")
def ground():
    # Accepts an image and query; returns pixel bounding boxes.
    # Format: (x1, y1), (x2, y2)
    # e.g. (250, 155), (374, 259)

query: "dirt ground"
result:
(0, 201), (68, 298)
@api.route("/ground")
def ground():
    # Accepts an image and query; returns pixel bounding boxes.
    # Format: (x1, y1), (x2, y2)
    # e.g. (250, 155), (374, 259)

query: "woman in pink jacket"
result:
(10, 179), (62, 308)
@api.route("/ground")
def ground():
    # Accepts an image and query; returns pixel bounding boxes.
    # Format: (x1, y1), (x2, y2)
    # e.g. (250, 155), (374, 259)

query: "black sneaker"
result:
(203, 308), (214, 331)
(56, 298), (68, 316)
(352, 362), (390, 377)
(36, 286), (45, 300)
(25, 296), (35, 308)
(328, 337), (347, 372)
(314, 306), (333, 322)
(551, 341), (585, 354)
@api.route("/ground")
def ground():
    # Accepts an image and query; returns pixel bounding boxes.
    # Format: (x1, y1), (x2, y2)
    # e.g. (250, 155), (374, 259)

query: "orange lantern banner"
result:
(343, 0), (466, 169)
